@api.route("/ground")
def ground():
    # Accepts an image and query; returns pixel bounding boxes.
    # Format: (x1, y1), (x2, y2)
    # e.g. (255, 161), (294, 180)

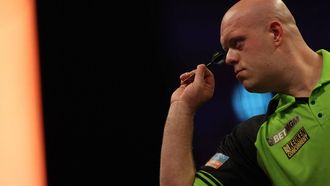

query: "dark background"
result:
(35, 0), (330, 185)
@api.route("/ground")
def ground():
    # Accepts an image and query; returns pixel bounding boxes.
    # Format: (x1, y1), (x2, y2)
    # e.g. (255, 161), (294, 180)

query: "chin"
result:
(241, 81), (254, 92)
(244, 86), (258, 93)
(242, 82), (264, 93)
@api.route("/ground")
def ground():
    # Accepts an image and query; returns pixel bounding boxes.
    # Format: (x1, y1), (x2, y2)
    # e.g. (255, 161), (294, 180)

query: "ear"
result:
(269, 21), (283, 46)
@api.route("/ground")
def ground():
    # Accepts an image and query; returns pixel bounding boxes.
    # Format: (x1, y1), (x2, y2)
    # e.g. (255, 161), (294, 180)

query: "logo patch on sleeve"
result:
(282, 127), (310, 159)
(205, 153), (229, 169)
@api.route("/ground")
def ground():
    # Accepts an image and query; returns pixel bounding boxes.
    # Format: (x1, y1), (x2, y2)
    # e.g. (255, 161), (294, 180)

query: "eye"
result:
(229, 36), (245, 50)
(233, 38), (244, 50)
(235, 40), (243, 49)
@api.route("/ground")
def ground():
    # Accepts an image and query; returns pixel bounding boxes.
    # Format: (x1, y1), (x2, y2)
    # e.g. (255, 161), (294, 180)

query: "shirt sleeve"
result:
(194, 115), (271, 186)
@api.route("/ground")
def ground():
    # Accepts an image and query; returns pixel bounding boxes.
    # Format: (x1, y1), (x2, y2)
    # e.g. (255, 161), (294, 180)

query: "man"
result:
(160, 0), (330, 185)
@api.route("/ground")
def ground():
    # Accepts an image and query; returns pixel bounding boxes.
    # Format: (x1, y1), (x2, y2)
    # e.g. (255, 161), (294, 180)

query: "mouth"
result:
(235, 69), (245, 80)
(235, 69), (244, 75)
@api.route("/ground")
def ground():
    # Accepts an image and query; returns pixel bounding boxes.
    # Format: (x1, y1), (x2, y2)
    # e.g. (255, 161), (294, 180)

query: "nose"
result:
(225, 49), (239, 65)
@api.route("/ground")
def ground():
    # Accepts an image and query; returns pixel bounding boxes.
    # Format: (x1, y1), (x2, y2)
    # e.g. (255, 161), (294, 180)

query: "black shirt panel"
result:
(199, 115), (271, 186)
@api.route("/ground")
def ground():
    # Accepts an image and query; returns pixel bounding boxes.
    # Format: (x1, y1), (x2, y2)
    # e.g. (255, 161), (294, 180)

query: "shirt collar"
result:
(268, 49), (330, 115)
(316, 49), (330, 85)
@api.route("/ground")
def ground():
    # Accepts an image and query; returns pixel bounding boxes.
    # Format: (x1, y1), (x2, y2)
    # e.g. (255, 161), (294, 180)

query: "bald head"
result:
(221, 0), (296, 34)
(219, 0), (319, 95)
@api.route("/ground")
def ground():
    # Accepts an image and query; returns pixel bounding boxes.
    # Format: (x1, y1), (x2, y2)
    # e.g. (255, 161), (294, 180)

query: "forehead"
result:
(220, 18), (246, 46)
(220, 5), (262, 46)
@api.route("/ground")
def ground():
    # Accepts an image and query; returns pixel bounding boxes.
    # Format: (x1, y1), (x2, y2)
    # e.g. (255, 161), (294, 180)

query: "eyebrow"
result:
(223, 36), (245, 51)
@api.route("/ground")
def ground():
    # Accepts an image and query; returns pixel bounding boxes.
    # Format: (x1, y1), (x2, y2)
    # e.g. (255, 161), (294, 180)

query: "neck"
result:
(280, 48), (323, 97)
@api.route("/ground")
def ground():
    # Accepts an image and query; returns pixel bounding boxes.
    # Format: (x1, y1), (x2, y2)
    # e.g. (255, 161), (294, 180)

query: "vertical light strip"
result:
(0, 0), (47, 185)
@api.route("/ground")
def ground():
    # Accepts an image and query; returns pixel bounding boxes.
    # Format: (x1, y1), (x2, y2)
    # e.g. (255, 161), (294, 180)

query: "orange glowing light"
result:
(0, 0), (47, 185)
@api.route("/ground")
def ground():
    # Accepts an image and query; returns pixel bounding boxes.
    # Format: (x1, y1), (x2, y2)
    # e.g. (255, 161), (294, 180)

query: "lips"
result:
(235, 69), (245, 80)
(235, 68), (244, 75)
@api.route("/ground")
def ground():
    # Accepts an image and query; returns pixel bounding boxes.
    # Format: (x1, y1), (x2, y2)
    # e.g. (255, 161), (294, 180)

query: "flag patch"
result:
(205, 153), (229, 169)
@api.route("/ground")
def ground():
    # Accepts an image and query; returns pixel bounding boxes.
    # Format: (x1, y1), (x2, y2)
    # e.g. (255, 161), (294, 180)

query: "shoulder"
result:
(232, 114), (267, 142)
(199, 114), (271, 186)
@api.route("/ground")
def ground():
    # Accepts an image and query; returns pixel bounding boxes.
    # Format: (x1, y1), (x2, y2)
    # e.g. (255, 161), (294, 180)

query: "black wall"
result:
(36, 0), (330, 185)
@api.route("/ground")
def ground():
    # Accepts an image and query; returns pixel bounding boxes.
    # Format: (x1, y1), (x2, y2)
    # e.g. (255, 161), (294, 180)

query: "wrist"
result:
(169, 101), (196, 116)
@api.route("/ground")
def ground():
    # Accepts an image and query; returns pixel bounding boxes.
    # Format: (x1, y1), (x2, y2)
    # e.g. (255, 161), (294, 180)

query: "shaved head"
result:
(221, 0), (296, 36)
(218, 0), (321, 95)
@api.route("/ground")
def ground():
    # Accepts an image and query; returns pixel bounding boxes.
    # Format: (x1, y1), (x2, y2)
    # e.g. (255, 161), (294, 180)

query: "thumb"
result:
(194, 64), (207, 83)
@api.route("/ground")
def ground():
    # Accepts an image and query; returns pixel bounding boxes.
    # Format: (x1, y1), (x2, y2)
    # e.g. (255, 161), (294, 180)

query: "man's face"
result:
(220, 19), (277, 93)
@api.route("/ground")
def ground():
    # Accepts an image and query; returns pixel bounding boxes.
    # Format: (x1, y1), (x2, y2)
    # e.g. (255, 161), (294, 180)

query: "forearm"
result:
(160, 101), (196, 186)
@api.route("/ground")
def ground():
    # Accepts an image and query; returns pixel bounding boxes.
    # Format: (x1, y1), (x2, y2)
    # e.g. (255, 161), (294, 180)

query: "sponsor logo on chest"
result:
(282, 127), (310, 159)
(267, 116), (300, 146)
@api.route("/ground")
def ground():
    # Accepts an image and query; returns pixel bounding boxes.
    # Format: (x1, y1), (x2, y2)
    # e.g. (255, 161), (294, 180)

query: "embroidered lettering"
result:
(282, 127), (309, 159)
(267, 116), (300, 146)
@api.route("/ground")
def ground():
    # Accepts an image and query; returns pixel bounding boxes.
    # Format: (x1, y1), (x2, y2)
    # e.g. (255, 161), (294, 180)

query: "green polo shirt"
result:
(256, 49), (330, 185)
(194, 49), (330, 186)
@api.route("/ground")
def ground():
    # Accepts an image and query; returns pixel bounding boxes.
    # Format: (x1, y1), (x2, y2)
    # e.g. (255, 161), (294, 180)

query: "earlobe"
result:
(269, 22), (282, 46)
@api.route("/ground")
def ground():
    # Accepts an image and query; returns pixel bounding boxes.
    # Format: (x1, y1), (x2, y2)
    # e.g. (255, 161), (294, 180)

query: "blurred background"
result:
(35, 0), (330, 185)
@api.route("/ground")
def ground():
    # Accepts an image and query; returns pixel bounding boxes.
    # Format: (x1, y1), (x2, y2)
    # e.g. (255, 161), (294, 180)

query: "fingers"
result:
(180, 70), (195, 85)
(179, 64), (212, 85)
(194, 64), (206, 83)
(180, 71), (195, 80)
(180, 73), (195, 84)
